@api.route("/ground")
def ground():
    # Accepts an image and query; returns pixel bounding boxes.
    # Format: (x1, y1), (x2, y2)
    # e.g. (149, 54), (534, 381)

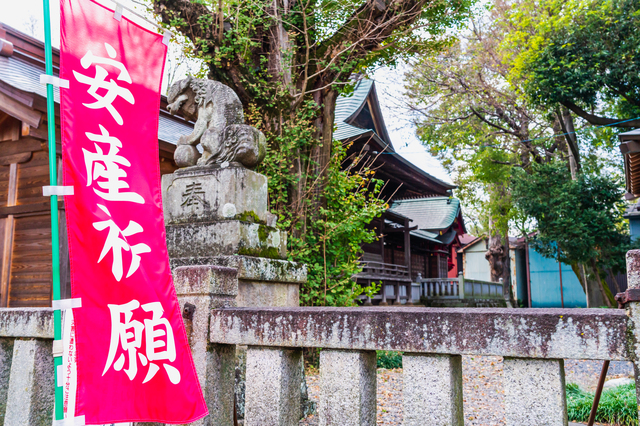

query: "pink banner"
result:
(60, 0), (207, 423)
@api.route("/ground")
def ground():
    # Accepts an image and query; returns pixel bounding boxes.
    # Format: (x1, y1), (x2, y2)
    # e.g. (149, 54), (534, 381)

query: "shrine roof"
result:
(389, 197), (462, 233)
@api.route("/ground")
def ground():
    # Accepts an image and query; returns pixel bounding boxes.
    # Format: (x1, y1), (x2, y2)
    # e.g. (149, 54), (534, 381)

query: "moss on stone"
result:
(257, 225), (270, 243)
(236, 211), (262, 224)
(237, 246), (282, 259)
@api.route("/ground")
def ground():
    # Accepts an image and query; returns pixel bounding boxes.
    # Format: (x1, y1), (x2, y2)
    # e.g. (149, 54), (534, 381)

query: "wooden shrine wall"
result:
(0, 114), (55, 307)
(0, 111), (177, 307)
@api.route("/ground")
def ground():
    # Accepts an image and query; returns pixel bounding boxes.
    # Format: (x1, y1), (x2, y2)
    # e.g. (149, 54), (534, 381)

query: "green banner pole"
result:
(41, 0), (64, 420)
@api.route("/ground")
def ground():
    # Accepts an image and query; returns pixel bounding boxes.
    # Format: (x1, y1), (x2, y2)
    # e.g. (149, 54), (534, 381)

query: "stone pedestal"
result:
(163, 165), (306, 307)
(163, 164), (307, 422)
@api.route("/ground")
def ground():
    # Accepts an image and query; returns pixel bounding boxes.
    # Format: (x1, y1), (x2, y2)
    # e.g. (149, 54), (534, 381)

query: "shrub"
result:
(377, 351), (403, 369)
(566, 382), (638, 426)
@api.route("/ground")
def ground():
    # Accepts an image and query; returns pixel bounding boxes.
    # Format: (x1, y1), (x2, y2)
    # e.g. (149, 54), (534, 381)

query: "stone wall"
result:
(5, 251), (640, 425)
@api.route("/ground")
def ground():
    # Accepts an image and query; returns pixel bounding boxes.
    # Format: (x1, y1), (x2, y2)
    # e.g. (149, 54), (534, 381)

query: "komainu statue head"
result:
(166, 76), (266, 169)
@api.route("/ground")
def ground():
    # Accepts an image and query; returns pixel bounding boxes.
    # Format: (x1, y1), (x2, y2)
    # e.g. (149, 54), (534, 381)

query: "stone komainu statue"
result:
(167, 76), (266, 169)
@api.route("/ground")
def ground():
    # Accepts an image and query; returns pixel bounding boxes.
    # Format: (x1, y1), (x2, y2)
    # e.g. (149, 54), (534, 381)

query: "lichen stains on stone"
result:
(210, 307), (631, 361)
(628, 250), (640, 290)
(0, 309), (54, 339)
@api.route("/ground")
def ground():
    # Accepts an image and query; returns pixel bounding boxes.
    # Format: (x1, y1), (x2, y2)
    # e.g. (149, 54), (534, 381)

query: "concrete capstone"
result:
(0, 308), (53, 338)
(209, 307), (629, 361)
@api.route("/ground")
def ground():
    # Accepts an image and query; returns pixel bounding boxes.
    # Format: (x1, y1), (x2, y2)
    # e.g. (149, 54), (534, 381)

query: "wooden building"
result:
(334, 79), (467, 304)
(0, 23), (189, 307)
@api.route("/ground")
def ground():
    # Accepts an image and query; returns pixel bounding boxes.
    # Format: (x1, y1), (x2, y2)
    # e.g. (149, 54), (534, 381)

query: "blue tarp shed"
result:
(527, 248), (587, 308)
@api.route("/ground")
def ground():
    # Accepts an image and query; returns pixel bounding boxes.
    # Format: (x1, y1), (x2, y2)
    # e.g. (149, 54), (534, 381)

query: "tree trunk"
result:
(310, 87), (338, 211)
(558, 107), (580, 179)
(485, 216), (511, 298)
(572, 262), (613, 307)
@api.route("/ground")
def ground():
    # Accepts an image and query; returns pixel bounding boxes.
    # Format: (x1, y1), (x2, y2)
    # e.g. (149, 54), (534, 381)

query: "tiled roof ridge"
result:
(394, 195), (452, 201)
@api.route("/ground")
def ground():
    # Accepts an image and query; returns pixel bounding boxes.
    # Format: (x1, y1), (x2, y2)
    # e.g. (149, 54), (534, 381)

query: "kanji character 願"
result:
(103, 300), (181, 384)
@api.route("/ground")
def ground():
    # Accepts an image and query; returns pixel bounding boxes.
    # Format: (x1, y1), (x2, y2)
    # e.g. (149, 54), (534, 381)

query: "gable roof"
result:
(389, 197), (461, 232)
(333, 79), (456, 196)
(334, 79), (392, 144)
(0, 22), (192, 146)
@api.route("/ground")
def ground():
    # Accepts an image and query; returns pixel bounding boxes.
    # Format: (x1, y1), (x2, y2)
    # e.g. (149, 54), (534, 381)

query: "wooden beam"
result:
(0, 163), (17, 307)
(7, 163), (17, 207)
(381, 226), (418, 233)
(404, 218), (412, 279)
(0, 82), (34, 108)
(0, 137), (42, 156)
(23, 123), (54, 141)
(0, 152), (31, 166)
(0, 201), (63, 218)
(0, 91), (42, 128)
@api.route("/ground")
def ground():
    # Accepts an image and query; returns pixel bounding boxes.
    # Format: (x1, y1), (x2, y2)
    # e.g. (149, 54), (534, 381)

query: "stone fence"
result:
(1, 255), (640, 425)
(418, 274), (505, 301)
(210, 306), (629, 426)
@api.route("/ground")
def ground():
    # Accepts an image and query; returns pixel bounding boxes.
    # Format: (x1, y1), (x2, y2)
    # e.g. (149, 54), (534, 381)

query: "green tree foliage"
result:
(150, 0), (474, 305)
(405, 0), (632, 304)
(404, 4), (563, 285)
(511, 162), (634, 299)
(508, 0), (640, 127)
(258, 102), (386, 305)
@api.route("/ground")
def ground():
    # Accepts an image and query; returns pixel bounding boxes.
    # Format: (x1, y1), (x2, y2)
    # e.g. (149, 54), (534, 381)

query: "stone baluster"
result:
(380, 283), (388, 305)
(173, 265), (239, 426)
(0, 338), (14, 424)
(319, 350), (376, 426)
(244, 347), (302, 426)
(4, 339), (53, 425)
(503, 358), (567, 426)
(625, 250), (640, 414)
(403, 354), (463, 426)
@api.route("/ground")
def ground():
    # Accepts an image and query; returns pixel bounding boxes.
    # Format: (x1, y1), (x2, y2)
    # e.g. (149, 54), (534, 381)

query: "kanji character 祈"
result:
(93, 204), (150, 281)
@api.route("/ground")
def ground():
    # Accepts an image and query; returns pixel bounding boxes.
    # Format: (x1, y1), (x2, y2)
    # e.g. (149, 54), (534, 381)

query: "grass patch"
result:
(567, 382), (638, 426)
(377, 351), (402, 369)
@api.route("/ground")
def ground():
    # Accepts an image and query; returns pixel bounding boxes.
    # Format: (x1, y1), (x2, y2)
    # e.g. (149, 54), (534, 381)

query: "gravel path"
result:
(299, 356), (634, 426)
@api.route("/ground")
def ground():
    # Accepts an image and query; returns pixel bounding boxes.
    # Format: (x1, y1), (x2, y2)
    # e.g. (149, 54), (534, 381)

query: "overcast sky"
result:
(0, 0), (452, 184)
